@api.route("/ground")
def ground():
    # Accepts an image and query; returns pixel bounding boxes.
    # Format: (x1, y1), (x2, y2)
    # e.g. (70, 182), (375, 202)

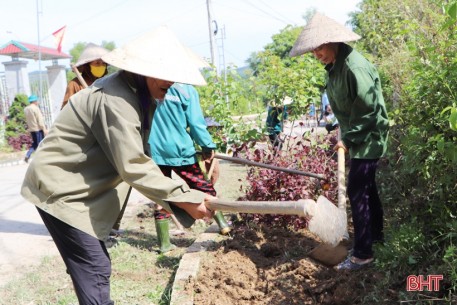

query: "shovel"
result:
(308, 131), (350, 266)
(207, 195), (347, 246)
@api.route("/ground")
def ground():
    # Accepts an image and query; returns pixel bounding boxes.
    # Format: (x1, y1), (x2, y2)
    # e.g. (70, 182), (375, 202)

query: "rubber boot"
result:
(213, 211), (231, 235)
(155, 218), (176, 253)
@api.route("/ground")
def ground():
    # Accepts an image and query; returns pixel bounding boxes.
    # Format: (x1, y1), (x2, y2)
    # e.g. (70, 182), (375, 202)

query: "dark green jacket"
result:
(325, 43), (389, 159)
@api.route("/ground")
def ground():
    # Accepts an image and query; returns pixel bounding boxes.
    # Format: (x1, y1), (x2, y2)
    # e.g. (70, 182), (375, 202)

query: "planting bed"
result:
(190, 223), (386, 305)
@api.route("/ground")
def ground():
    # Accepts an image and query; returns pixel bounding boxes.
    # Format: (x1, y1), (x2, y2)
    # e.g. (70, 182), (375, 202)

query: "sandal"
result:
(335, 256), (373, 271)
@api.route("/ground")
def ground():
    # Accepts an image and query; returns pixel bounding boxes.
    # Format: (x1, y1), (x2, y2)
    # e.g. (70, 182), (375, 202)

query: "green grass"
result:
(0, 162), (246, 305)
(0, 205), (204, 305)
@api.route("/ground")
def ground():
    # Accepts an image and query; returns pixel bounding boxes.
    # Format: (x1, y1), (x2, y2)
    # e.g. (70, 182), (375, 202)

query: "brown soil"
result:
(192, 223), (386, 305)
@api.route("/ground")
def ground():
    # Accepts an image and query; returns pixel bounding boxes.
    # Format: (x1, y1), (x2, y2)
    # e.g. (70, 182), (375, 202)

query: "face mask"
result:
(90, 65), (106, 78)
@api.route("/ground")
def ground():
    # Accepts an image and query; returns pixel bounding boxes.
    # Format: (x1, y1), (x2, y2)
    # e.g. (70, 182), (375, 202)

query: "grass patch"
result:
(0, 204), (207, 305)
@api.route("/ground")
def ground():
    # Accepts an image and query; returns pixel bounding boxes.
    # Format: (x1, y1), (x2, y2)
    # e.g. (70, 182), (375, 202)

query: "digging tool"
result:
(71, 64), (89, 88)
(169, 214), (186, 236)
(308, 130), (350, 266)
(206, 196), (347, 245)
(207, 159), (217, 182)
(197, 152), (325, 180)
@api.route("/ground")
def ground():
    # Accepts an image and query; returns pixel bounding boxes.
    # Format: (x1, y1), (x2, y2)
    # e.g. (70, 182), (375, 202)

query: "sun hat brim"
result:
(102, 26), (206, 86)
(290, 12), (361, 57)
(74, 43), (109, 67)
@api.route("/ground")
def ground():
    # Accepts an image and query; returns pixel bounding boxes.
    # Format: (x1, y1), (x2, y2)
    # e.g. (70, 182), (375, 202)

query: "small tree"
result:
(5, 94), (31, 151)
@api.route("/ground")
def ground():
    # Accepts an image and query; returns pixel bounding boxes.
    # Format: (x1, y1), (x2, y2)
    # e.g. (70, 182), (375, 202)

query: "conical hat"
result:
(74, 43), (109, 67)
(102, 26), (206, 86)
(290, 12), (361, 57)
(184, 46), (210, 69)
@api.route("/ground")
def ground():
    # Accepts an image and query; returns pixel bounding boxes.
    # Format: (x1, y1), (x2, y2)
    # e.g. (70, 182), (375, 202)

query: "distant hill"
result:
(236, 65), (252, 78)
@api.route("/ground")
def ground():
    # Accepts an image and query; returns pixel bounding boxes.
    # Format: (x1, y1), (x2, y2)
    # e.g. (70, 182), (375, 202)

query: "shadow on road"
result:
(0, 219), (49, 235)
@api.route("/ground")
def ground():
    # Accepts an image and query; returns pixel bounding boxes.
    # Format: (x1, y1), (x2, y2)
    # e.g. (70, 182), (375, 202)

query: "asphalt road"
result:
(0, 162), (149, 288)
(0, 163), (59, 287)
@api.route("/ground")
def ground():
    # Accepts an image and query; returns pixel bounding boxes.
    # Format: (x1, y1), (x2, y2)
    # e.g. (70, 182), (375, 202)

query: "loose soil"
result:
(192, 153), (388, 305)
(192, 224), (386, 305)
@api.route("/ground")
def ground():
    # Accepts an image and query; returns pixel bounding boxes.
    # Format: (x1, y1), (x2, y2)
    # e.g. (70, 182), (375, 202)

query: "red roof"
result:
(0, 40), (71, 60)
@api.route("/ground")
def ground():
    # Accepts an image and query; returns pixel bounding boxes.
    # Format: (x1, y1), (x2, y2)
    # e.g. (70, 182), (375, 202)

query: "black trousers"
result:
(37, 208), (114, 305)
(347, 159), (384, 260)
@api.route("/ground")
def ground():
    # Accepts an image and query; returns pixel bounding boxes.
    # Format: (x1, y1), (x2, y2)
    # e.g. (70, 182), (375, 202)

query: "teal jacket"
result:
(325, 43), (389, 159)
(266, 105), (288, 135)
(149, 83), (216, 166)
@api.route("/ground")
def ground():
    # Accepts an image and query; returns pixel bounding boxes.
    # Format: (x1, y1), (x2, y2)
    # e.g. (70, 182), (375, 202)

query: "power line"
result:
(243, 0), (291, 25)
(40, 0), (129, 43)
(255, 0), (299, 25)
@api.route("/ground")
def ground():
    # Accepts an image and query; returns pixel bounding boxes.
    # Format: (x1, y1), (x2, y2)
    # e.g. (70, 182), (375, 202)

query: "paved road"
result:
(0, 163), (60, 287)
(0, 162), (150, 287)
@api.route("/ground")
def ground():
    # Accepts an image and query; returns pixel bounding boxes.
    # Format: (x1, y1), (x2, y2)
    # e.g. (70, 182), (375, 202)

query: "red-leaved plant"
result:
(235, 132), (339, 230)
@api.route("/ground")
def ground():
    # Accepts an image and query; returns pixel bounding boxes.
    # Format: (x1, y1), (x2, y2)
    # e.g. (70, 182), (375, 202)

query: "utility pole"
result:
(36, 0), (42, 101)
(206, 0), (216, 69)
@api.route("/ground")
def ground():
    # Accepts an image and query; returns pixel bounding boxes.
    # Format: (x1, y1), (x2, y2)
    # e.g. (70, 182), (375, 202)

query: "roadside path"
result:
(0, 162), (149, 287)
(0, 163), (58, 287)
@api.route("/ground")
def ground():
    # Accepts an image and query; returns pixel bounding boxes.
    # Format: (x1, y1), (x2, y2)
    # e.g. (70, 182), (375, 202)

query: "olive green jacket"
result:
(325, 43), (389, 159)
(21, 71), (205, 240)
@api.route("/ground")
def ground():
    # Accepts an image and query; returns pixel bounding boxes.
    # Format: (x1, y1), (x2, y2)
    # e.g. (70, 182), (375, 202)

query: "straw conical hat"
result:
(75, 43), (109, 67)
(102, 26), (206, 86)
(290, 12), (361, 57)
(184, 46), (210, 69)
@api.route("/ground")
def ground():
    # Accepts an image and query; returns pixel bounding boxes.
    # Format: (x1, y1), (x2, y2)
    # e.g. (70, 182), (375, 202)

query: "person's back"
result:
(24, 101), (45, 133)
(149, 83), (230, 252)
(150, 83), (214, 166)
(24, 95), (47, 162)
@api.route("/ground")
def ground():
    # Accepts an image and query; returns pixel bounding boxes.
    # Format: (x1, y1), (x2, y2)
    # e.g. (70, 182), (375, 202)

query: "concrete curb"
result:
(170, 224), (228, 305)
(0, 152), (26, 168)
(0, 158), (26, 168)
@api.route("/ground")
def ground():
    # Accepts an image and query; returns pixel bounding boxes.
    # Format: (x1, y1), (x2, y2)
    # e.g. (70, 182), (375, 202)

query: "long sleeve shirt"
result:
(149, 83), (216, 166)
(21, 71), (206, 240)
(325, 43), (389, 159)
(24, 103), (46, 132)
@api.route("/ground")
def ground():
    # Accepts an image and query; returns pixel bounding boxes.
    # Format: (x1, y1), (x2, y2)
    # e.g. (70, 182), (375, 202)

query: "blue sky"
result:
(0, 0), (360, 71)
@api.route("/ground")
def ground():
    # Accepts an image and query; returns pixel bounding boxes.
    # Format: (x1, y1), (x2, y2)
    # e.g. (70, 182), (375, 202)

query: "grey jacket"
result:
(21, 71), (205, 240)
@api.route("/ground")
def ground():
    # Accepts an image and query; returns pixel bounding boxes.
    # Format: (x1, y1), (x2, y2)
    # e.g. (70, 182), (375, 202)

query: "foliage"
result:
(247, 25), (303, 73)
(236, 133), (338, 230)
(197, 66), (266, 152)
(199, 24), (326, 153)
(256, 51), (324, 117)
(7, 134), (32, 151)
(5, 94), (31, 151)
(352, 0), (457, 301)
(249, 24), (325, 117)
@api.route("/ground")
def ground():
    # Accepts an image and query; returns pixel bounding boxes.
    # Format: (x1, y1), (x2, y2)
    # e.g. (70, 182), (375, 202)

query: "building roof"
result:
(0, 40), (71, 60)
